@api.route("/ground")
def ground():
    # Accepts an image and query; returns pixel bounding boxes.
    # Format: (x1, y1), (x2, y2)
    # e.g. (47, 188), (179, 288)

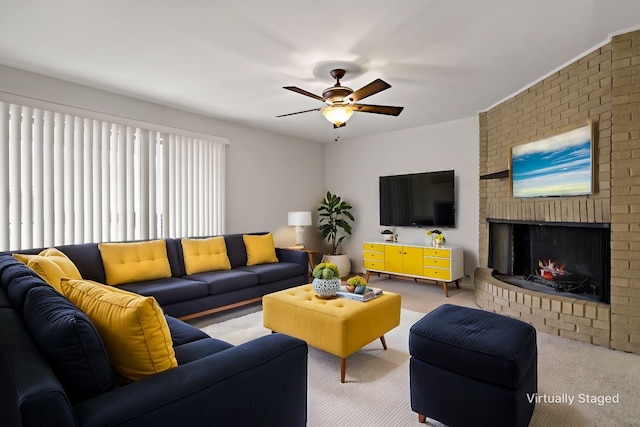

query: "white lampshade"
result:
(288, 211), (312, 247)
(288, 211), (312, 226)
(322, 106), (354, 126)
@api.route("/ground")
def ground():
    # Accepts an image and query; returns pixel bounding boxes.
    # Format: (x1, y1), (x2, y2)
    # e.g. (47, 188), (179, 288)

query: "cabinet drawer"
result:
(424, 267), (452, 281)
(363, 243), (385, 252)
(424, 257), (451, 268)
(364, 251), (384, 261)
(424, 248), (451, 258)
(364, 260), (384, 271)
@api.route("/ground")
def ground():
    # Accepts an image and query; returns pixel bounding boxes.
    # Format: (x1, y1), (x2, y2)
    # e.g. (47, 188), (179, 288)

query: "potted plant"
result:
(317, 191), (354, 277)
(427, 229), (446, 247)
(345, 275), (368, 294)
(381, 229), (395, 242)
(311, 262), (341, 299)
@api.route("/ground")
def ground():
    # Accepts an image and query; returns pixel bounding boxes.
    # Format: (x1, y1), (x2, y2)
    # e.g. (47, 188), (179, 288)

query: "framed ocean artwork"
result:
(511, 121), (595, 198)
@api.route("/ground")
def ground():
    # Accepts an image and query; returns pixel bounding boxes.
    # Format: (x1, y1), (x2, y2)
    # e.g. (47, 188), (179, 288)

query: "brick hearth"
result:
(476, 29), (640, 354)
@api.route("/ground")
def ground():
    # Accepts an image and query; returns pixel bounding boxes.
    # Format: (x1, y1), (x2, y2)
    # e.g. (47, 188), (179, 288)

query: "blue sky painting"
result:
(511, 124), (593, 198)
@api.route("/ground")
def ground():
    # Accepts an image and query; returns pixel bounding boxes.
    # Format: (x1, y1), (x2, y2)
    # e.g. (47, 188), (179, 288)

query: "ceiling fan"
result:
(276, 69), (404, 128)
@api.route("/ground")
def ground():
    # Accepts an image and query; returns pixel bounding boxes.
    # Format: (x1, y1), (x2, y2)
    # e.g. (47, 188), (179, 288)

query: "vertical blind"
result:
(0, 100), (226, 251)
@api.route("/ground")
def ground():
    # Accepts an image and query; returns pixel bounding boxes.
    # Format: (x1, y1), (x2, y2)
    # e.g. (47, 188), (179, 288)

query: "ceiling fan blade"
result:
(276, 107), (322, 118)
(283, 86), (325, 102)
(347, 79), (391, 103)
(352, 104), (404, 116)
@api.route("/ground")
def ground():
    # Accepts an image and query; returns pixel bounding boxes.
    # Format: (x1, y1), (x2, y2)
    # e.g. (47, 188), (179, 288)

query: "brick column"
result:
(610, 30), (640, 353)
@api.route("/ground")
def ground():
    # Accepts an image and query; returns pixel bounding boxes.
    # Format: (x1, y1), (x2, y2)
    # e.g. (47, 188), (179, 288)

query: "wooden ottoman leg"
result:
(341, 358), (346, 383)
(380, 335), (388, 350)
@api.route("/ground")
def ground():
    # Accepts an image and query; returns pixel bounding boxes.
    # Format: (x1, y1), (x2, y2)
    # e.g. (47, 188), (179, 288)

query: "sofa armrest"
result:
(73, 334), (307, 427)
(276, 248), (308, 267)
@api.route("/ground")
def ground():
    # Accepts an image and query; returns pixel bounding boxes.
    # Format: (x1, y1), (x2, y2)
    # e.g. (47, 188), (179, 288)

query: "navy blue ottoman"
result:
(409, 304), (537, 427)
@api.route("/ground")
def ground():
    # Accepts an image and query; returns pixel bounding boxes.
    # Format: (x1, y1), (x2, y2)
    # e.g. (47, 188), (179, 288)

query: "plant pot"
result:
(322, 254), (351, 278)
(312, 278), (341, 299)
(354, 285), (367, 294)
(345, 285), (356, 292)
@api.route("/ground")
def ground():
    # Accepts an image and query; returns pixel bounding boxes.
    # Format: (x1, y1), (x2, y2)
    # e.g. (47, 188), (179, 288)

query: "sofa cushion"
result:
(173, 338), (234, 365)
(22, 286), (113, 403)
(55, 243), (105, 283)
(243, 233), (279, 266)
(224, 233), (249, 268)
(60, 278), (178, 383)
(0, 255), (40, 293)
(117, 277), (209, 306)
(13, 248), (82, 291)
(6, 275), (51, 314)
(14, 256), (67, 292)
(98, 240), (172, 285)
(185, 269), (260, 296)
(182, 236), (231, 274)
(238, 262), (306, 284)
(165, 315), (210, 345)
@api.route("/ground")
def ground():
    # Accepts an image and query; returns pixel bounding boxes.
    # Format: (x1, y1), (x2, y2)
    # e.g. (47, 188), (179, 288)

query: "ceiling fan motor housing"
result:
(322, 86), (353, 104)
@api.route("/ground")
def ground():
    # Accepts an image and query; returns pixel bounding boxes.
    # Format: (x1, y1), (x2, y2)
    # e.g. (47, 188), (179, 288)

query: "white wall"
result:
(0, 65), (325, 247)
(325, 117), (479, 279)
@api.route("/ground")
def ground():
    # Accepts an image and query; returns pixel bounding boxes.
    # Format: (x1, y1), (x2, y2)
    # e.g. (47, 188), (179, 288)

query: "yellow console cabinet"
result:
(363, 242), (464, 297)
(383, 245), (423, 276)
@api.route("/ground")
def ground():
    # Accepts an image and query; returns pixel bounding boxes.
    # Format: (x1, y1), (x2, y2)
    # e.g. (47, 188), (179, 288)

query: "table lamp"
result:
(288, 211), (312, 248)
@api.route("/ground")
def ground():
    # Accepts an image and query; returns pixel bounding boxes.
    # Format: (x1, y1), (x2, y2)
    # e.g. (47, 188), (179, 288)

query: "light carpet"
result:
(200, 309), (640, 427)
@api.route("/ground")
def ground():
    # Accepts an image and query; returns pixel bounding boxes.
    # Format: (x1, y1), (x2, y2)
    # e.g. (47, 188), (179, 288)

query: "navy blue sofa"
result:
(0, 255), (308, 427)
(7, 232), (309, 320)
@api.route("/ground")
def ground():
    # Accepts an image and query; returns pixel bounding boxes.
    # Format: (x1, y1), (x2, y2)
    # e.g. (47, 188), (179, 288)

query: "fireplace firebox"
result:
(488, 220), (610, 303)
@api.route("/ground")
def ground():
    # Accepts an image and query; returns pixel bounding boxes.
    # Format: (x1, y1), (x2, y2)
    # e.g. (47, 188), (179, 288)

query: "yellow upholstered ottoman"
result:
(263, 284), (401, 382)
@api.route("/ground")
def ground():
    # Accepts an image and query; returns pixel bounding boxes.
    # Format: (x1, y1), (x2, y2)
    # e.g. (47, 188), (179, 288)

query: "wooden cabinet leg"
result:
(455, 278), (461, 289)
(365, 270), (371, 282)
(443, 281), (449, 297)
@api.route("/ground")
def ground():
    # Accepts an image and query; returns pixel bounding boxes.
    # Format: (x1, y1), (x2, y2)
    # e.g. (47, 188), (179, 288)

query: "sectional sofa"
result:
(0, 233), (309, 426)
(7, 232), (309, 319)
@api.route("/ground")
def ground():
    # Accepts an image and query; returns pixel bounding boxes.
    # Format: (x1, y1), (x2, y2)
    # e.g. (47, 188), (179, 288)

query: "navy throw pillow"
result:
(23, 286), (114, 403)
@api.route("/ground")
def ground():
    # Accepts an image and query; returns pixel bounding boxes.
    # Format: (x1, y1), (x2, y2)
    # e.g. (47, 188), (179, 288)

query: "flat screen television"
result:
(379, 170), (456, 228)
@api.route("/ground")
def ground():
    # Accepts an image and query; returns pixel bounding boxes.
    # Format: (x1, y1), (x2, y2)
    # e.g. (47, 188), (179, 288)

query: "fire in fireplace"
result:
(488, 220), (610, 303)
(530, 258), (597, 295)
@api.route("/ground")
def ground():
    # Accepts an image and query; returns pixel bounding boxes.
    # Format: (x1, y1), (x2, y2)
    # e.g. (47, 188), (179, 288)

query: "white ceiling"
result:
(1, 0), (639, 143)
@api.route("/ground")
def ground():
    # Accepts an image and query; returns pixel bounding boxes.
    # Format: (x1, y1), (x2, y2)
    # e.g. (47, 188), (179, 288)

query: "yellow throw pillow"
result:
(59, 278), (177, 383)
(98, 240), (172, 286)
(14, 248), (82, 292)
(181, 236), (231, 275)
(243, 233), (279, 266)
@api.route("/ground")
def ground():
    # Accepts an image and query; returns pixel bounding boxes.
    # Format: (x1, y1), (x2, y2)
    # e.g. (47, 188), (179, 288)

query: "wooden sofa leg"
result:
(418, 414), (426, 423)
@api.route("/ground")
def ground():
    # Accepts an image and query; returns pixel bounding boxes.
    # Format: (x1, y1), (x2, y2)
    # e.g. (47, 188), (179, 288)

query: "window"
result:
(0, 100), (226, 251)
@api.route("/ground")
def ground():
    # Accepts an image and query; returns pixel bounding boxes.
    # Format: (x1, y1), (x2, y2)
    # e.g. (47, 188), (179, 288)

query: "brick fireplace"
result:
(475, 29), (640, 354)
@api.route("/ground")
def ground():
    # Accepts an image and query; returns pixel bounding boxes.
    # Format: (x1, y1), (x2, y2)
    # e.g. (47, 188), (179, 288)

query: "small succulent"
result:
(312, 262), (340, 280)
(346, 275), (367, 286)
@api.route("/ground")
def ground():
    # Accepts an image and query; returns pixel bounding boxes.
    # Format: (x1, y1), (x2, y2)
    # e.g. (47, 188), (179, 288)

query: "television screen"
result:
(379, 170), (455, 228)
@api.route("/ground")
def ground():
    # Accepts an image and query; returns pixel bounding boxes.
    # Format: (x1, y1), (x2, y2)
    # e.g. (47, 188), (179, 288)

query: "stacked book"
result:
(336, 286), (384, 302)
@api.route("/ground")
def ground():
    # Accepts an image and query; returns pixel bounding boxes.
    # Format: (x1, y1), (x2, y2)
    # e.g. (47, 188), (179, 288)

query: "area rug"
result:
(200, 309), (640, 427)
(200, 308), (422, 426)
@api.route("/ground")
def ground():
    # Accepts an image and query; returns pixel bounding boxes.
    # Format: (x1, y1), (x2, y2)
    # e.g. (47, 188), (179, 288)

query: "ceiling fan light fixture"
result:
(322, 106), (353, 126)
